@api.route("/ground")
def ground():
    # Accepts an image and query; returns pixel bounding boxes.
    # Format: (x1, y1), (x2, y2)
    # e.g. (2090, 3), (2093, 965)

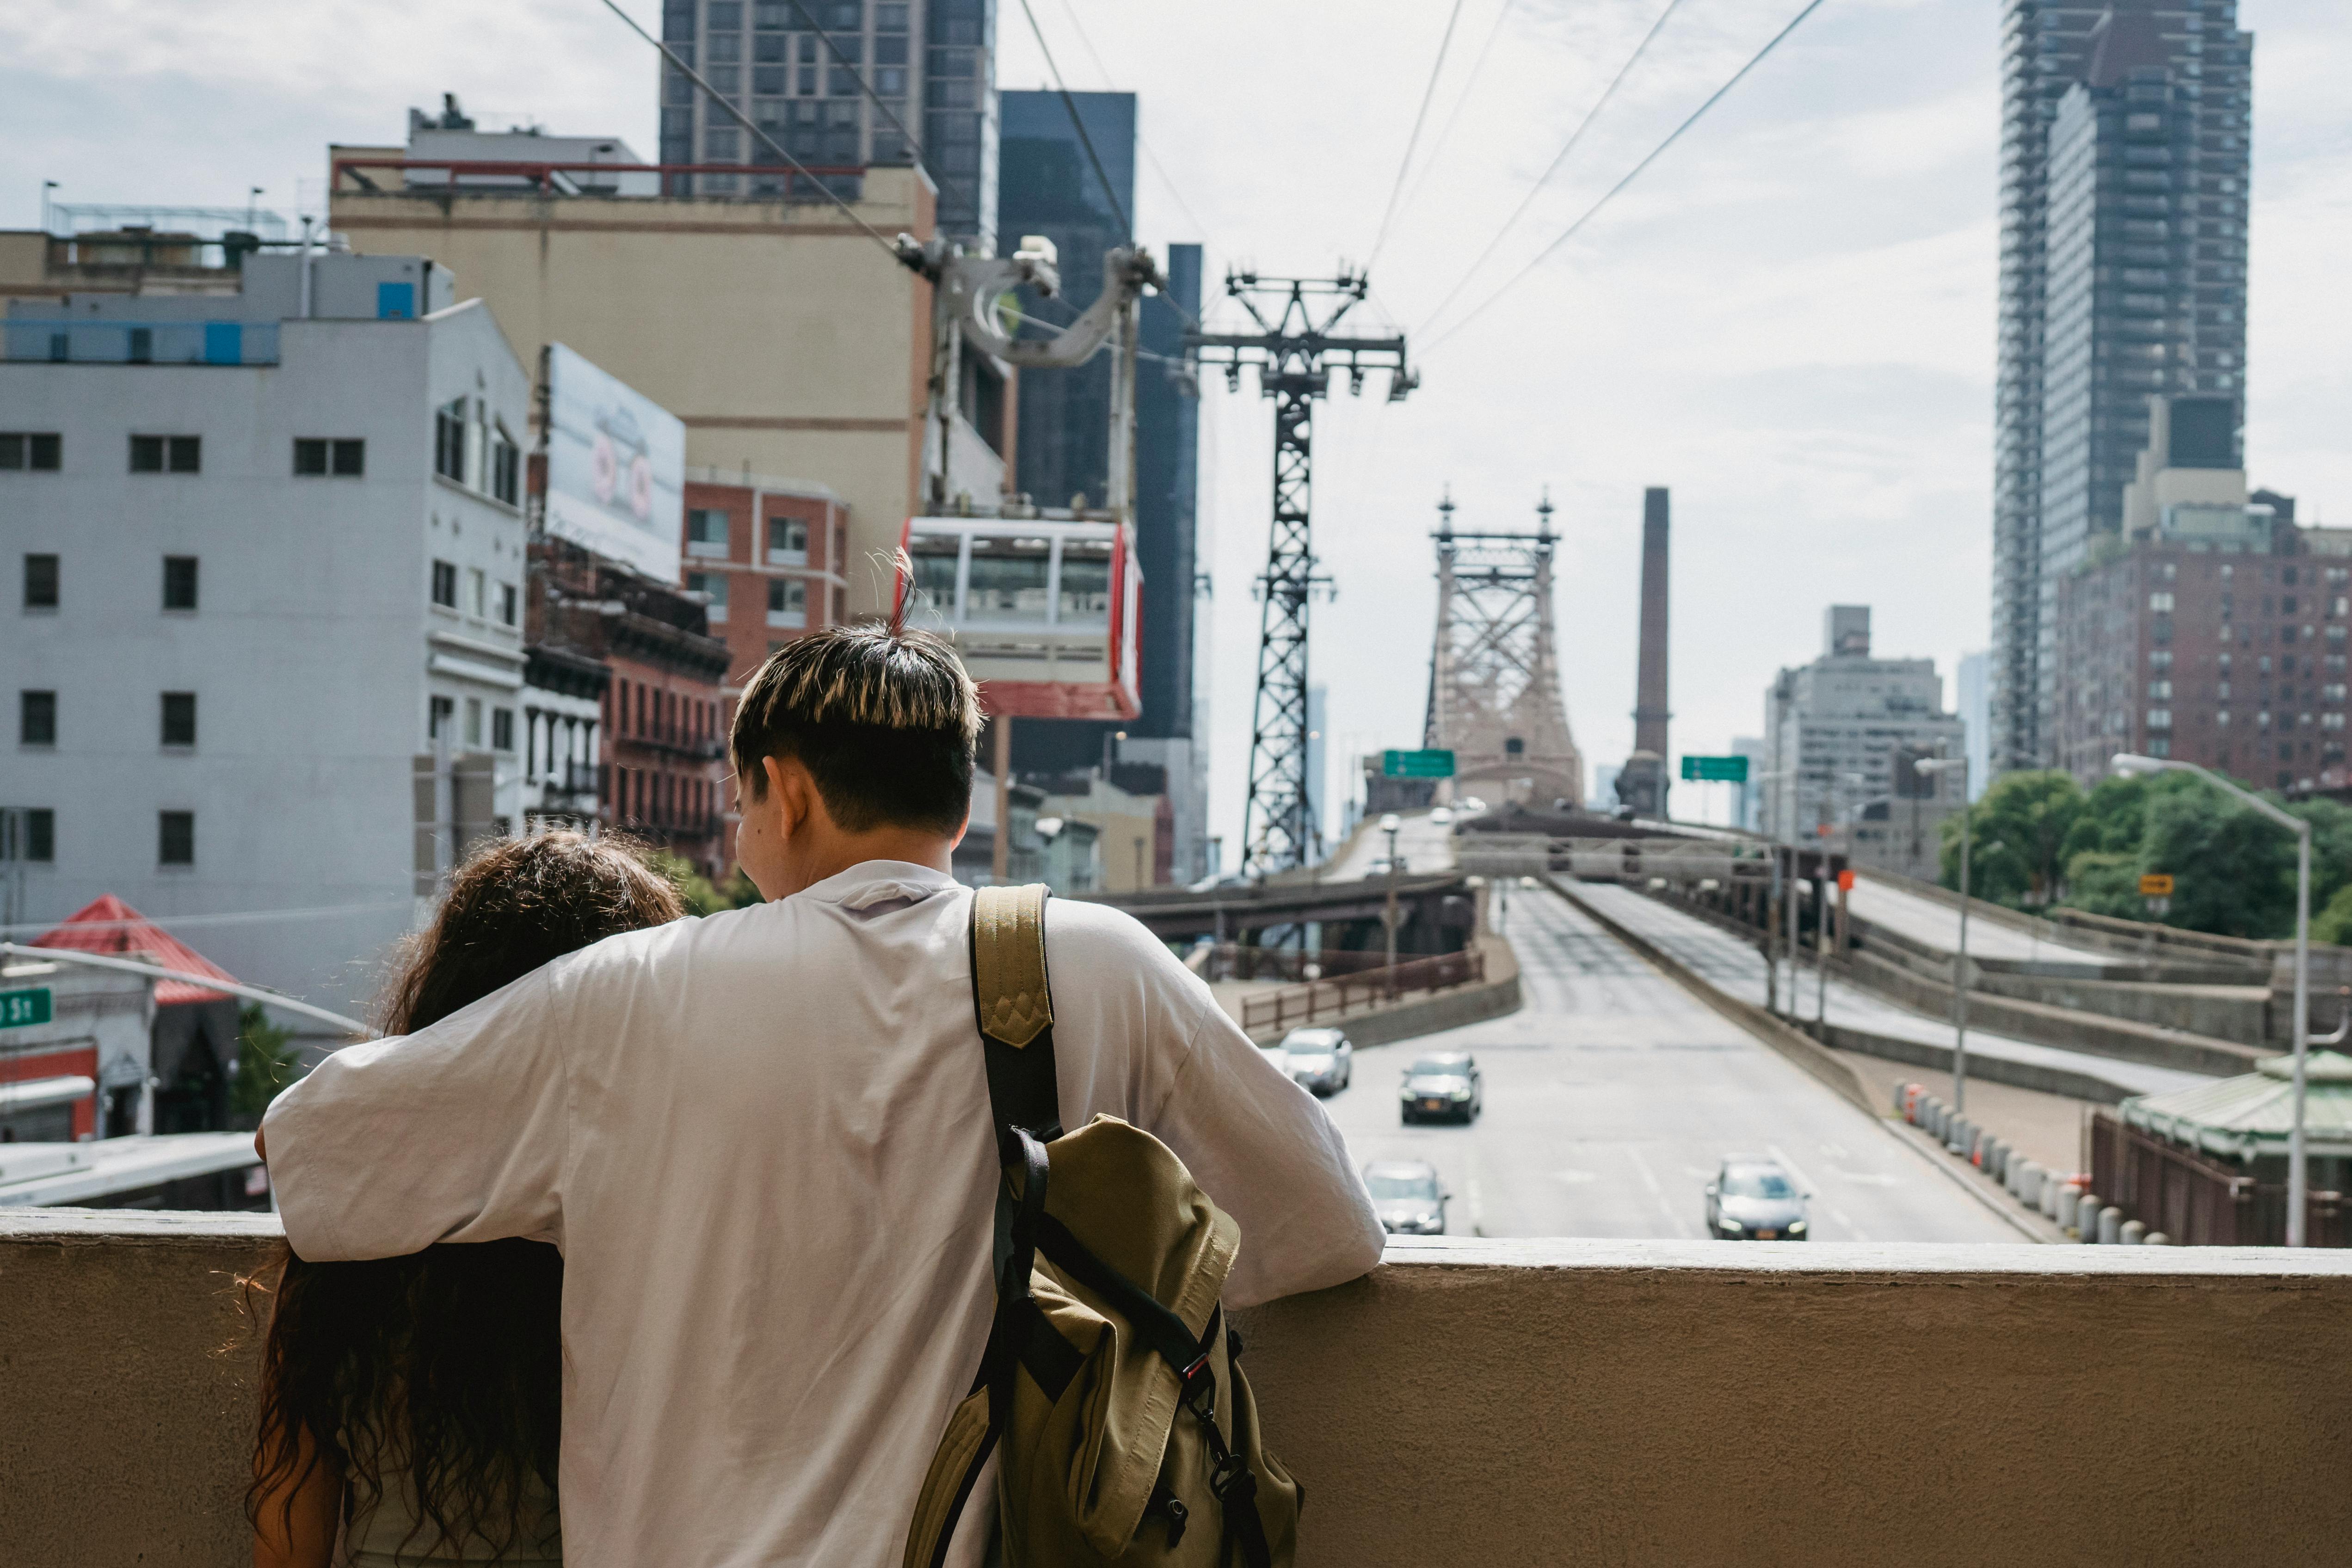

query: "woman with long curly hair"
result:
(250, 831), (685, 1567)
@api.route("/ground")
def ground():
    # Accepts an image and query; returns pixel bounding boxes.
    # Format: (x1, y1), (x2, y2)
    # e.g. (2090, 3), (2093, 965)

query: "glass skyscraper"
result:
(1989, 0), (2251, 773)
(657, 0), (996, 245)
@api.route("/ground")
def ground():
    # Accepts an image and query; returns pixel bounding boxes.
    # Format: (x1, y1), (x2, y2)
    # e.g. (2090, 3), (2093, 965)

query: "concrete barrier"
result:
(2121, 1219), (2147, 1246)
(11, 1213), (2352, 1567)
(2100, 1206), (2124, 1246)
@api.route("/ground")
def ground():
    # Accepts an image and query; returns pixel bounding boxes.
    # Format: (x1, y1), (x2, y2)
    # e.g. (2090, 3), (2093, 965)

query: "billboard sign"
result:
(544, 343), (684, 585)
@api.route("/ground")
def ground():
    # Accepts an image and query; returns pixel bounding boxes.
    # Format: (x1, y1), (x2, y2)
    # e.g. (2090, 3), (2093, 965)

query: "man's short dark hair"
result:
(730, 624), (981, 835)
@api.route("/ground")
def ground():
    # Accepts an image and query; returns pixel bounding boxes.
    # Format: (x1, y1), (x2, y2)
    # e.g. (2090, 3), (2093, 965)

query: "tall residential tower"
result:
(1989, 0), (2252, 773)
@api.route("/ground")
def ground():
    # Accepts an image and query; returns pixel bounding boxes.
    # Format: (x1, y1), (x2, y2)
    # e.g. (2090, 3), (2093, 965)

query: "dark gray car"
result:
(1364, 1158), (1448, 1235)
(1704, 1157), (1810, 1240)
(1398, 1051), (1482, 1125)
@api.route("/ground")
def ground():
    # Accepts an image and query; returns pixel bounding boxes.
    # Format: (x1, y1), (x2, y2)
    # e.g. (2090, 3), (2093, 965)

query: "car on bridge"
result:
(1704, 1157), (1810, 1241)
(1275, 1026), (1354, 1095)
(1363, 1158), (1449, 1234)
(1399, 1051), (1482, 1125)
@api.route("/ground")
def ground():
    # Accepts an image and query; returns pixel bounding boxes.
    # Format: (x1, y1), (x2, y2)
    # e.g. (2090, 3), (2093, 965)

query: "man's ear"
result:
(765, 753), (833, 840)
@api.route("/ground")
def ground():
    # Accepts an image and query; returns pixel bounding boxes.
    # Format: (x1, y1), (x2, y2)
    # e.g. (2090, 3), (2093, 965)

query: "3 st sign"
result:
(0, 987), (54, 1029)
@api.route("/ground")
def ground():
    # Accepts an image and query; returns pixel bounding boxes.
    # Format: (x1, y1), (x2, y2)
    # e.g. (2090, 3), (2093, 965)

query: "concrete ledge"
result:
(1842, 946), (2267, 1077)
(1814, 1017), (2143, 1104)
(1240, 1236), (2352, 1567)
(1546, 877), (1879, 1117)
(9, 1215), (2352, 1566)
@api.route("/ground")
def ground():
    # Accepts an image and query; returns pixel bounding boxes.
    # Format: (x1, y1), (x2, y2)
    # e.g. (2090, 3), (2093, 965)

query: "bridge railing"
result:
(1241, 949), (1485, 1035)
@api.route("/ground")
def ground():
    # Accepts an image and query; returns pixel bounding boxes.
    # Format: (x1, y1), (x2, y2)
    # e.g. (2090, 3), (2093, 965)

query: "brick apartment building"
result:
(530, 537), (733, 875)
(679, 466), (851, 686)
(2057, 498), (2341, 792)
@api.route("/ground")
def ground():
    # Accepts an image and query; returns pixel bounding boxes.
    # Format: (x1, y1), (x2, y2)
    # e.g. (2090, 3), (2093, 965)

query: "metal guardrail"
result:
(1199, 944), (1391, 984)
(1241, 949), (1485, 1035)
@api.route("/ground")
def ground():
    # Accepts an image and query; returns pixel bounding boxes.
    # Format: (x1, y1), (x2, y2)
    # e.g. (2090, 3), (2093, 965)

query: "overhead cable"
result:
(1366, 0), (1470, 271)
(1013, 0), (1133, 244)
(596, 0), (911, 264)
(785, 0), (933, 179)
(1415, 0), (1692, 339)
(1047, 0), (1227, 257)
(1390, 0), (1522, 240)
(1423, 0), (1830, 352)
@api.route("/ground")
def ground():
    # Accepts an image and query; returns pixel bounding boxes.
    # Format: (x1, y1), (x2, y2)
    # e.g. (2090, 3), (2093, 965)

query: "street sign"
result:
(0, 986), (53, 1029)
(1680, 755), (1749, 783)
(1382, 749), (1455, 779)
(2138, 873), (2175, 897)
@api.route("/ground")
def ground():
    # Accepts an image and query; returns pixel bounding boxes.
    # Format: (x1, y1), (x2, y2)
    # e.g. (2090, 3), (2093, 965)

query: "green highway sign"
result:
(1681, 755), (1750, 783)
(0, 987), (53, 1029)
(1382, 749), (1456, 780)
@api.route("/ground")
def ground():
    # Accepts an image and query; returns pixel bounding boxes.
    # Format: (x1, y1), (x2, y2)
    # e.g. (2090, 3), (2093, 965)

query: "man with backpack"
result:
(261, 621), (1385, 1566)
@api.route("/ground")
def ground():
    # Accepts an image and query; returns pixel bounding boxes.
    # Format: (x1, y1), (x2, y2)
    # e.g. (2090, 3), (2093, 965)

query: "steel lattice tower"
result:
(1189, 271), (1413, 878)
(1423, 491), (1583, 809)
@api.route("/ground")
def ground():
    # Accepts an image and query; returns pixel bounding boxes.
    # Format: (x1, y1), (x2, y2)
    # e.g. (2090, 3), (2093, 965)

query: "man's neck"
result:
(783, 829), (956, 896)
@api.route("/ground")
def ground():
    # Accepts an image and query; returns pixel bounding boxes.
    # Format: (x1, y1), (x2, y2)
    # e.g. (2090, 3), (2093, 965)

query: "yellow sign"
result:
(2139, 873), (2175, 897)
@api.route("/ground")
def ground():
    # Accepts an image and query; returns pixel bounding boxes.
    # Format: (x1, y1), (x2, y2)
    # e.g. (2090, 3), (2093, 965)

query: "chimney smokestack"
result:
(1614, 487), (1673, 818)
(1635, 487), (1670, 756)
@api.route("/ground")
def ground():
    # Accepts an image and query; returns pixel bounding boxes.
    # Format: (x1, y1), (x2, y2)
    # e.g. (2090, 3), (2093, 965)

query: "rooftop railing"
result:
(8, 1210), (2349, 1565)
(330, 157), (872, 205)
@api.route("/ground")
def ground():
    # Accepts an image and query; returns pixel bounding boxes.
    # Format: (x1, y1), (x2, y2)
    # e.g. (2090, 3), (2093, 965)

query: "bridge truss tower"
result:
(1189, 271), (1414, 879)
(1424, 492), (1584, 809)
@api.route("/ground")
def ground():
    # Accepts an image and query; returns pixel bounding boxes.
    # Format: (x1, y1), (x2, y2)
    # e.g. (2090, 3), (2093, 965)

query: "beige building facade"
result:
(326, 153), (1004, 616)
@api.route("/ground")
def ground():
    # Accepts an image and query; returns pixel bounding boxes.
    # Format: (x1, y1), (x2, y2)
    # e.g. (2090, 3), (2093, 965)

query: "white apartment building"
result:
(1764, 606), (1966, 879)
(4, 251), (532, 1027)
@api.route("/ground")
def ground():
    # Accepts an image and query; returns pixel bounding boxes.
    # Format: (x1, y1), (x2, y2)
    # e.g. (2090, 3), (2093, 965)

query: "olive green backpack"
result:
(903, 885), (1300, 1568)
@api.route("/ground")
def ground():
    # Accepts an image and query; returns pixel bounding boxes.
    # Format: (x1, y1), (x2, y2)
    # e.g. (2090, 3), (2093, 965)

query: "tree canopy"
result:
(1939, 769), (2352, 942)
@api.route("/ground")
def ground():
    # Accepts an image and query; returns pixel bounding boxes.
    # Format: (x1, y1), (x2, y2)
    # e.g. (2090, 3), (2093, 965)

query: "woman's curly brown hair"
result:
(248, 830), (683, 1559)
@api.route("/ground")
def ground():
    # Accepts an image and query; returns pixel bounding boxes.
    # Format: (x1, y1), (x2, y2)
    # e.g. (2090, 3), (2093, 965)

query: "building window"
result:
(2149, 680), (2172, 700)
(163, 555), (199, 611)
(464, 697), (484, 748)
(499, 583), (518, 626)
(429, 695), (455, 740)
(160, 692), (197, 748)
(493, 707), (516, 752)
(130, 435), (201, 473)
(768, 576), (807, 627)
(2148, 591), (2174, 612)
(158, 810), (195, 866)
(686, 570), (729, 621)
(468, 566), (487, 618)
(2, 807), (55, 863)
(434, 400), (467, 482)
(19, 690), (57, 747)
(687, 509), (732, 556)
(0, 433), (62, 471)
(24, 554), (59, 609)
(767, 516), (809, 560)
(2148, 708), (2172, 730)
(491, 430), (520, 505)
(293, 438), (366, 476)
(431, 560), (458, 608)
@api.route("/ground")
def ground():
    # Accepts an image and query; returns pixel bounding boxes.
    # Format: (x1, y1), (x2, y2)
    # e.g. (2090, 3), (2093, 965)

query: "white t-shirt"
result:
(263, 861), (1385, 1568)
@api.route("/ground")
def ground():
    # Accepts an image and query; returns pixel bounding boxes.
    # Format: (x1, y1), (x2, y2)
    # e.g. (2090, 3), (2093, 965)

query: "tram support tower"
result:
(1188, 270), (1415, 879)
(1424, 491), (1583, 810)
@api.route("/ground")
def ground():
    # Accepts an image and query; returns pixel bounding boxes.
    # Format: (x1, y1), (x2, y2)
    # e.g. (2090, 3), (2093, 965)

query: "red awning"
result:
(31, 895), (239, 1005)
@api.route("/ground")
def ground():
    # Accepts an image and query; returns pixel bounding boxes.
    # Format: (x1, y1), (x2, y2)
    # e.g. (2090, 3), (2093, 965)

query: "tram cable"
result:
(1388, 0), (1522, 246)
(783, 0), (934, 182)
(1365, 0), (1470, 271)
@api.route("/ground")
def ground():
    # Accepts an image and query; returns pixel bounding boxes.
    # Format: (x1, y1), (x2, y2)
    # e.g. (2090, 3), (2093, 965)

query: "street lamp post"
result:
(1755, 768), (1797, 1014)
(1915, 758), (1973, 1113)
(2111, 753), (2314, 1243)
(1379, 812), (1403, 998)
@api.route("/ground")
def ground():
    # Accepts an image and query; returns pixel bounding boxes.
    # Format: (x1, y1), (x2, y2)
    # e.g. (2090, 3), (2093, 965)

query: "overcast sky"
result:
(8, 0), (2348, 858)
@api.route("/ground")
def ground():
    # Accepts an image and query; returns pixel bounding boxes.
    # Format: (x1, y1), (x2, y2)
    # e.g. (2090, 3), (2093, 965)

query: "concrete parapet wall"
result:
(11, 1214), (2352, 1567)
(1841, 946), (2268, 1078)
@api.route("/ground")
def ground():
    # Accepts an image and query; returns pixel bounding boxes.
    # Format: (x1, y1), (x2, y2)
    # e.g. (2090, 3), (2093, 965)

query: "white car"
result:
(1275, 1027), (1354, 1095)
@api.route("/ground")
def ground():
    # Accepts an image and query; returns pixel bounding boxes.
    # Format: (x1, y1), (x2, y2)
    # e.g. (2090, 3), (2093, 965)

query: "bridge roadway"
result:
(1319, 886), (2026, 1243)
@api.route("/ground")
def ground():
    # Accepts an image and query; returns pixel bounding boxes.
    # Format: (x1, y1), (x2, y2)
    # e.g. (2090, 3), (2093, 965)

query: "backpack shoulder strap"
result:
(970, 883), (1062, 1149)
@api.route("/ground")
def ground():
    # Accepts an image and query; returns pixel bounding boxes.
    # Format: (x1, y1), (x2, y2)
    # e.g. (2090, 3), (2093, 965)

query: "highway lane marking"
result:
(1767, 1142), (1870, 1243)
(1826, 1168), (1899, 1187)
(1550, 1168), (1597, 1184)
(1625, 1146), (1696, 1236)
